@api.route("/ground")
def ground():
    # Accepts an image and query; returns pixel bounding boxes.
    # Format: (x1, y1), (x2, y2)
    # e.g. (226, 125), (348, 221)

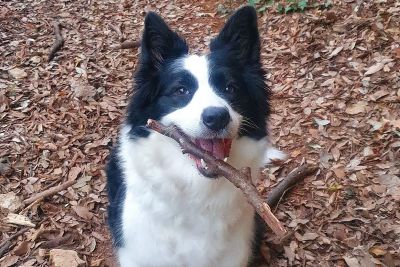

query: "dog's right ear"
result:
(210, 6), (260, 65)
(141, 12), (188, 69)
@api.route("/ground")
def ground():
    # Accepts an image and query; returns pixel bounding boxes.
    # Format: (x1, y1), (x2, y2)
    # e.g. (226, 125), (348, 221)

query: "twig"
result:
(0, 241), (10, 258)
(266, 165), (319, 208)
(23, 179), (76, 206)
(0, 228), (29, 258)
(147, 119), (287, 237)
(109, 24), (123, 41)
(89, 62), (110, 75)
(272, 185), (295, 213)
(48, 22), (64, 62)
(20, 198), (42, 215)
(111, 40), (140, 50)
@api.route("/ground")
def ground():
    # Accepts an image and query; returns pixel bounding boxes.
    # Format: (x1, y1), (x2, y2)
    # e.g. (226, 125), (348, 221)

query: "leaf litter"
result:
(0, 0), (399, 266)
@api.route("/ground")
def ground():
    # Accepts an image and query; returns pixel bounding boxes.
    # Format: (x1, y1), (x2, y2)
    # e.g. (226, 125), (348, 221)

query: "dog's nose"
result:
(201, 107), (230, 131)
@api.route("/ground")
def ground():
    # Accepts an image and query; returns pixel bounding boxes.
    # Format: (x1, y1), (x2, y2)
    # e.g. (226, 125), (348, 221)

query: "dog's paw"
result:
(263, 146), (286, 166)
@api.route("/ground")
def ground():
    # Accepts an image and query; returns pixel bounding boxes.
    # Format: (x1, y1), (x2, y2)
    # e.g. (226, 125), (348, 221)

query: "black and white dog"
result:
(106, 6), (285, 267)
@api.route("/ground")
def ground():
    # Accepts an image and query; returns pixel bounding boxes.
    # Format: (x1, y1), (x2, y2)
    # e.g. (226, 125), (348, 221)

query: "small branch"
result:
(0, 228), (28, 258)
(266, 165), (319, 207)
(0, 241), (11, 258)
(109, 24), (123, 41)
(48, 22), (64, 62)
(111, 40), (140, 50)
(23, 179), (76, 206)
(147, 120), (287, 237)
(89, 62), (110, 75)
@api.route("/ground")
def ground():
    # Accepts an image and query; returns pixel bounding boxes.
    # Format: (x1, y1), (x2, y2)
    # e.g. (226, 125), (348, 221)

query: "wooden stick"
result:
(23, 179), (76, 206)
(0, 228), (28, 258)
(48, 22), (64, 62)
(111, 40), (140, 50)
(89, 62), (110, 75)
(266, 164), (318, 207)
(109, 24), (123, 40)
(147, 119), (287, 237)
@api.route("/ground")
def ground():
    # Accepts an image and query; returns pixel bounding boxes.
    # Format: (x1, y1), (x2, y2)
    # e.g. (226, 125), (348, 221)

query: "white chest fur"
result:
(115, 126), (281, 267)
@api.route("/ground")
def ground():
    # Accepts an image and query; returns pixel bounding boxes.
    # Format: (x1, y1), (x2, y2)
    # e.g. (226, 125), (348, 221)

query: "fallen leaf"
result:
(72, 205), (94, 220)
(295, 232), (319, 241)
(0, 192), (23, 212)
(378, 174), (400, 200)
(13, 241), (30, 256)
(7, 213), (35, 227)
(331, 146), (341, 161)
(8, 68), (27, 79)
(0, 255), (19, 267)
(333, 167), (346, 179)
(369, 246), (387, 257)
(49, 249), (85, 267)
(364, 62), (384, 76)
(370, 89), (389, 101)
(284, 246), (295, 264)
(343, 256), (361, 267)
(68, 166), (82, 181)
(329, 46), (344, 58)
(363, 146), (374, 157)
(390, 120), (400, 129)
(345, 101), (368, 115)
(314, 118), (330, 126)
(69, 78), (96, 100)
(368, 120), (384, 131)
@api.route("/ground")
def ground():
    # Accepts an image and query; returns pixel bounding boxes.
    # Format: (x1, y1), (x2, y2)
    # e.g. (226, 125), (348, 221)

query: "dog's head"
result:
(127, 6), (270, 176)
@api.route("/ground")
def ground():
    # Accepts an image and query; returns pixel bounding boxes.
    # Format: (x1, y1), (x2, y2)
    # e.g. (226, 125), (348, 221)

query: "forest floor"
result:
(1, 0), (399, 266)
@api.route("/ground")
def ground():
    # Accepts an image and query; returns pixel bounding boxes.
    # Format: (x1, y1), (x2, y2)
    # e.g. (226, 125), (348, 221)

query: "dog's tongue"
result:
(195, 139), (231, 159)
(191, 138), (232, 178)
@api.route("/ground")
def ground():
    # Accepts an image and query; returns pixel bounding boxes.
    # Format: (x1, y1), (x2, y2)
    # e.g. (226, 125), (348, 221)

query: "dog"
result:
(106, 6), (285, 267)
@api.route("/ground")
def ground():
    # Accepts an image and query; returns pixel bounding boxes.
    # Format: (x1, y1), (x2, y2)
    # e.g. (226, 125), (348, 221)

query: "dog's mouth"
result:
(189, 138), (232, 178)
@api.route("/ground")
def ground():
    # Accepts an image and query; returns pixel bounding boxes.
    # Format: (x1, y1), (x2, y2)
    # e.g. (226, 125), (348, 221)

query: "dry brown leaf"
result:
(364, 62), (384, 75)
(369, 246), (387, 257)
(390, 120), (400, 129)
(13, 241), (30, 256)
(72, 205), (94, 220)
(8, 68), (27, 79)
(343, 256), (361, 267)
(329, 46), (343, 58)
(0, 192), (23, 212)
(345, 101), (368, 115)
(69, 78), (96, 100)
(68, 166), (82, 181)
(333, 167), (346, 179)
(0, 255), (19, 267)
(49, 249), (85, 267)
(6, 213), (35, 227)
(295, 232), (319, 241)
(378, 174), (400, 200)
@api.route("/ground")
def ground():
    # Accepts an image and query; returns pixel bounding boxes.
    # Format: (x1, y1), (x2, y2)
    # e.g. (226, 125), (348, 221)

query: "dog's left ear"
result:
(210, 6), (260, 64)
(141, 12), (188, 70)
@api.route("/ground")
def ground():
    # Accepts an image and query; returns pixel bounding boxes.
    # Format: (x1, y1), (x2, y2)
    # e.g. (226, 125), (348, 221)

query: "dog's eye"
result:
(174, 86), (190, 96)
(225, 83), (236, 94)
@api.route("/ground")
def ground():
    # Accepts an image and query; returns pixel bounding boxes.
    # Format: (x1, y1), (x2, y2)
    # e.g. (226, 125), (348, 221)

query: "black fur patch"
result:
(106, 145), (126, 247)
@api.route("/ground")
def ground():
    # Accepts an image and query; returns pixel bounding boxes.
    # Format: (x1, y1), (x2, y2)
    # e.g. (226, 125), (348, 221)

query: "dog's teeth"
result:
(200, 159), (208, 169)
(223, 157), (228, 162)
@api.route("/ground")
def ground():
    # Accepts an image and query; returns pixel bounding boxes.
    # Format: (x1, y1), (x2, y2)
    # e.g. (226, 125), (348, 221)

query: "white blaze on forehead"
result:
(182, 55), (209, 87)
(161, 54), (242, 138)
(181, 55), (225, 107)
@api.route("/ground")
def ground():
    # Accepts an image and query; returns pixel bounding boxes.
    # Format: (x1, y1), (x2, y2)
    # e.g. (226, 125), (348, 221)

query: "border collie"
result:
(106, 6), (285, 267)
